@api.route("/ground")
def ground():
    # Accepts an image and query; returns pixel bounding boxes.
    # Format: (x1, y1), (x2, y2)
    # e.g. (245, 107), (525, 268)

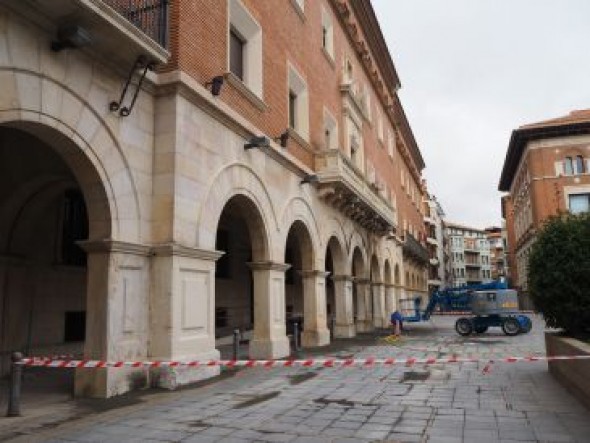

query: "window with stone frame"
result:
(228, 0), (263, 97)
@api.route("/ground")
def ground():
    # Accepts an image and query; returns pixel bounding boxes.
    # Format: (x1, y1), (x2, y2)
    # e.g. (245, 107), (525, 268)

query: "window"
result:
(564, 157), (574, 175)
(323, 108), (338, 150)
(575, 155), (586, 174)
(229, 28), (245, 80)
(287, 64), (309, 139)
(228, 0), (263, 97)
(377, 110), (384, 142)
(64, 311), (86, 342)
(321, 6), (334, 59)
(388, 130), (395, 158)
(61, 189), (88, 266)
(569, 193), (590, 214)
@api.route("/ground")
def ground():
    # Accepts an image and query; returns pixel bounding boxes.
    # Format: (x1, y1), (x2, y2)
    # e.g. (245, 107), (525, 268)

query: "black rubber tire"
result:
(502, 317), (521, 336)
(455, 318), (473, 336)
(474, 325), (488, 334)
(520, 317), (532, 333)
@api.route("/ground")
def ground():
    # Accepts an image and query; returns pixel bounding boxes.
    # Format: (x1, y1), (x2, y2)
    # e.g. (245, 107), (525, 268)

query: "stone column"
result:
(355, 279), (373, 332)
(332, 275), (355, 338)
(147, 244), (222, 390)
(372, 282), (386, 328)
(300, 270), (330, 347)
(74, 240), (151, 398)
(385, 284), (396, 316)
(248, 261), (291, 360)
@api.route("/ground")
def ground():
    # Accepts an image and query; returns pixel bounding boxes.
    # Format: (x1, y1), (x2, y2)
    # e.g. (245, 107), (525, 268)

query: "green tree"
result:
(528, 212), (590, 335)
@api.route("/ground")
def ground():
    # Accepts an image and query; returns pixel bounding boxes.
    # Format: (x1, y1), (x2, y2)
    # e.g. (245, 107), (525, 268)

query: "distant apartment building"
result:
(499, 110), (590, 293)
(423, 194), (445, 292)
(484, 226), (507, 281)
(445, 223), (493, 287)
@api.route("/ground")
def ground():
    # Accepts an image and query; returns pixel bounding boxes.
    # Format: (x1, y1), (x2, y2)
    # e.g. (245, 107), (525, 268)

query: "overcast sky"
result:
(372, 0), (590, 229)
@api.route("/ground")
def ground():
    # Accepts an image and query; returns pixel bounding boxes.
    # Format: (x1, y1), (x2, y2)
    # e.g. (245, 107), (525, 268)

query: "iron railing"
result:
(103, 0), (169, 48)
(402, 232), (429, 264)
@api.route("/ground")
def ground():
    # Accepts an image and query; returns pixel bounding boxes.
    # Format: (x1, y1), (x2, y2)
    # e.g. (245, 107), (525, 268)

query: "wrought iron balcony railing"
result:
(103, 0), (169, 48)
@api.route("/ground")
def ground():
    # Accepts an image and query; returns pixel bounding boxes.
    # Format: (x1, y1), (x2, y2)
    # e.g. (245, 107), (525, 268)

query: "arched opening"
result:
(369, 254), (381, 324)
(0, 124), (110, 393)
(214, 195), (268, 347)
(351, 247), (365, 327)
(325, 236), (345, 334)
(284, 221), (314, 340)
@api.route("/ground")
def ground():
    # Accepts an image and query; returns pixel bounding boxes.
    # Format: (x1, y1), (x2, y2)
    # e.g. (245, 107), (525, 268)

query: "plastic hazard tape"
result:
(18, 355), (590, 369)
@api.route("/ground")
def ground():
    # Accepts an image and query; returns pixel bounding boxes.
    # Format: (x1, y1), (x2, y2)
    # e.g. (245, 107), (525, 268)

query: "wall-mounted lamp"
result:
(205, 75), (224, 96)
(244, 136), (271, 150)
(300, 174), (319, 185)
(274, 130), (289, 148)
(51, 24), (92, 52)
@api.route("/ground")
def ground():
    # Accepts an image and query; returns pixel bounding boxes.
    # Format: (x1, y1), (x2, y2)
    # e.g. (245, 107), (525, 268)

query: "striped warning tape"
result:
(18, 355), (590, 369)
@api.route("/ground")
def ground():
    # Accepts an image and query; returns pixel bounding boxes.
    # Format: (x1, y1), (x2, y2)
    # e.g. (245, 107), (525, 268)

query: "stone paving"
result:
(7, 315), (590, 442)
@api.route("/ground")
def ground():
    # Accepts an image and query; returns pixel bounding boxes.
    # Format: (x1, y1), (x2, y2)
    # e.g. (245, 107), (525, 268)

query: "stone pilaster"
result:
(300, 270), (330, 347)
(74, 240), (151, 398)
(385, 284), (396, 317)
(332, 275), (355, 338)
(248, 261), (291, 360)
(148, 243), (223, 389)
(372, 282), (386, 328)
(355, 279), (373, 333)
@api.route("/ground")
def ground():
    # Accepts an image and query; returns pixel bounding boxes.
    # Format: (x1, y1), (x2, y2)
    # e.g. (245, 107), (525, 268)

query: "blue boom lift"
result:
(401, 281), (532, 336)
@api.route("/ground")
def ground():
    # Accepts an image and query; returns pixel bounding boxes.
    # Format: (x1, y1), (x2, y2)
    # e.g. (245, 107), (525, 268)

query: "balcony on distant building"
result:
(6, 0), (170, 67)
(314, 149), (397, 236)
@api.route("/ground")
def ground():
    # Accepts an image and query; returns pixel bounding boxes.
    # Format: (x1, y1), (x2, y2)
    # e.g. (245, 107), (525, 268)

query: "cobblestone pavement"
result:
(11, 316), (590, 442)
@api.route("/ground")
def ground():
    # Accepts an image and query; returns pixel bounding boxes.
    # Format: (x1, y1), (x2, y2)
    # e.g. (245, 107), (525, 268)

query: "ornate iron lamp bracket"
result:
(110, 56), (154, 117)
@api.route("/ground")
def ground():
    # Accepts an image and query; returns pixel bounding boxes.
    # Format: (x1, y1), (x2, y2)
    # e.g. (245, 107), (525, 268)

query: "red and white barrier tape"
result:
(17, 355), (590, 369)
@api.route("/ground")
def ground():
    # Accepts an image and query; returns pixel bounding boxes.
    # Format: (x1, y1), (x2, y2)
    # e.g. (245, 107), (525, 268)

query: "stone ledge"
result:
(545, 331), (590, 410)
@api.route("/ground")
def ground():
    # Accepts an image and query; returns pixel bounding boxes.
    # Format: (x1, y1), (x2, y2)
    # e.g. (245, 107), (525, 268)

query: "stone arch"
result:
(198, 163), (277, 257)
(370, 254), (381, 282)
(405, 271), (410, 287)
(284, 220), (316, 271)
(348, 231), (368, 278)
(0, 69), (142, 242)
(280, 196), (320, 268)
(326, 236), (347, 275)
(320, 217), (347, 258)
(384, 260), (392, 285)
(394, 264), (401, 285)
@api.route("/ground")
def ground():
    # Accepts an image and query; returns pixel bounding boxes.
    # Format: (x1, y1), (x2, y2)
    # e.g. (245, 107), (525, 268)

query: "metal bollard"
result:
(6, 352), (23, 417)
(233, 329), (240, 361)
(293, 322), (301, 351)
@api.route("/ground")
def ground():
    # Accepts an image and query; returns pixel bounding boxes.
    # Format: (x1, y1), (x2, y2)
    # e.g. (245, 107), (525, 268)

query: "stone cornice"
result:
(151, 243), (224, 260)
(330, 0), (425, 173)
(78, 240), (152, 256)
(300, 270), (331, 278)
(247, 261), (292, 272)
(331, 274), (353, 282)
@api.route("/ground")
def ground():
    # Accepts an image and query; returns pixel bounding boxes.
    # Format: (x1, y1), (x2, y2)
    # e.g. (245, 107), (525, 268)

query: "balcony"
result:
(465, 261), (481, 268)
(426, 236), (438, 246)
(429, 257), (439, 266)
(7, 0), (170, 67)
(402, 232), (429, 265)
(315, 149), (396, 235)
(424, 215), (435, 225)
